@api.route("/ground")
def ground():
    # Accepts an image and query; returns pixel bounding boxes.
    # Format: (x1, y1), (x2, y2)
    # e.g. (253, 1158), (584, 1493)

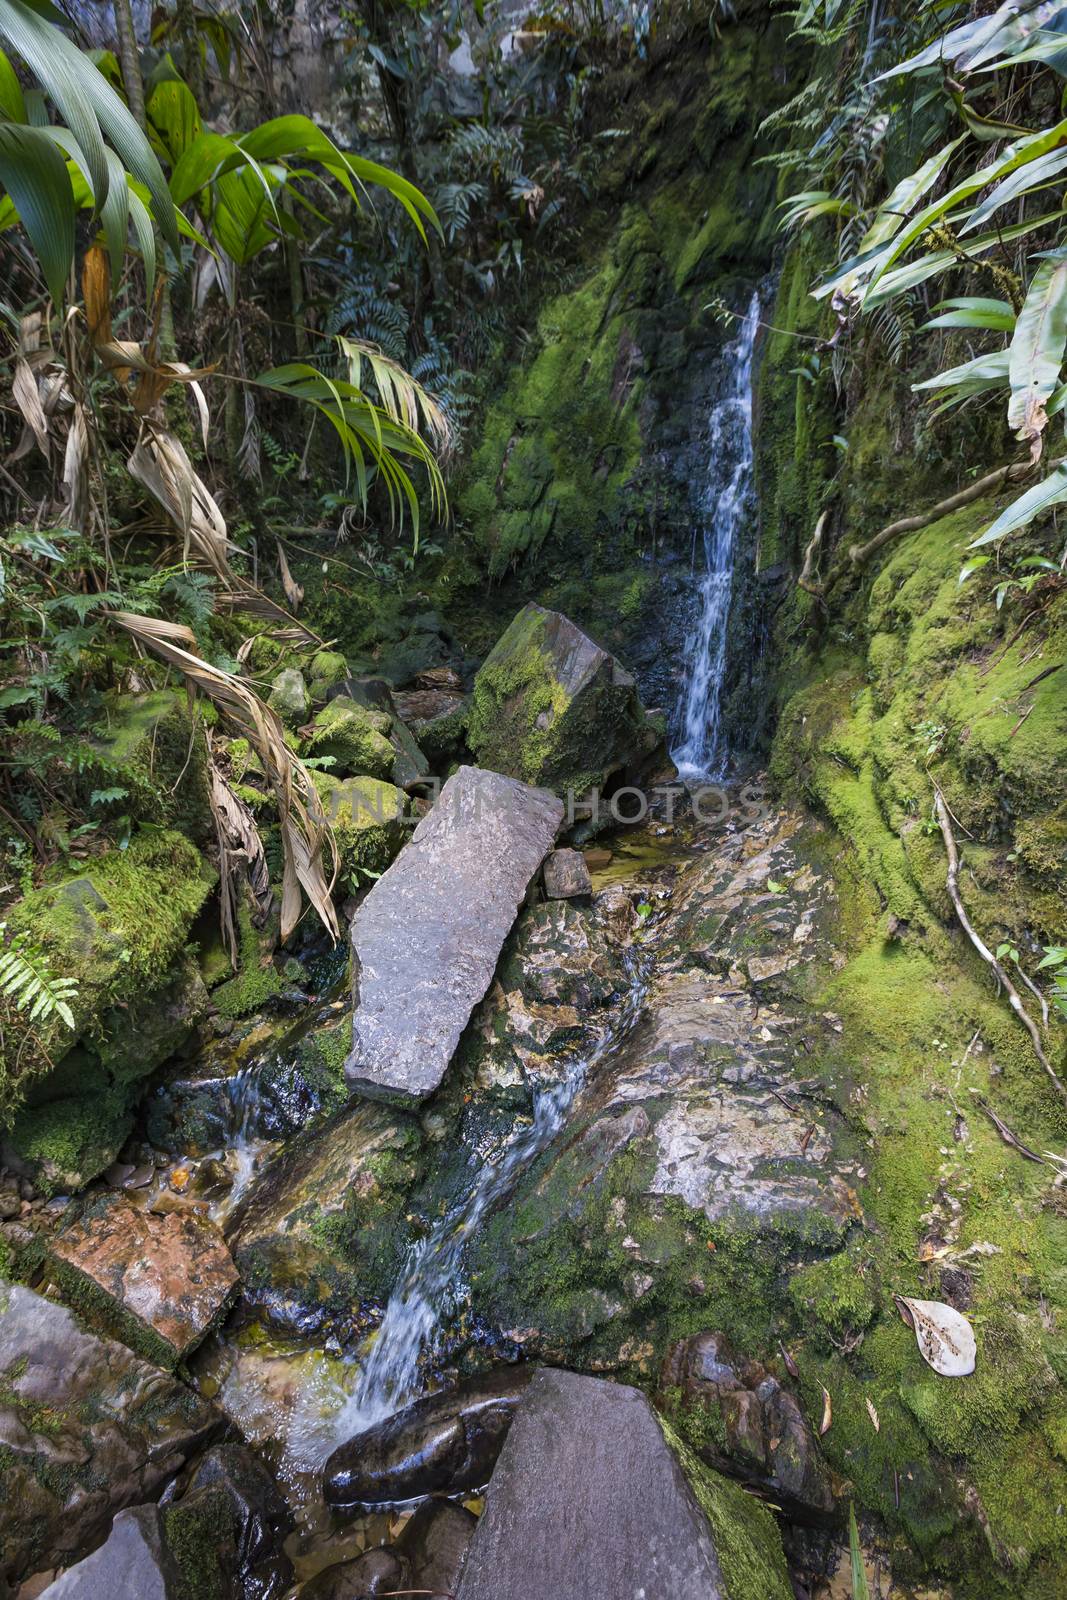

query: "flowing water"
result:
(327, 949), (650, 1442)
(671, 291), (760, 782)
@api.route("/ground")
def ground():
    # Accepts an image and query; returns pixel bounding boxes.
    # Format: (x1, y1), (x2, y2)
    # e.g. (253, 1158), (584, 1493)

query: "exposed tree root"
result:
(934, 789), (1066, 1105)
(797, 510), (829, 602)
(848, 460), (1032, 567)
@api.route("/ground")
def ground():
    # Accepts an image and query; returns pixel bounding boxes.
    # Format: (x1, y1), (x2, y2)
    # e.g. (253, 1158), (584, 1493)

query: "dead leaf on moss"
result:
(895, 1295), (976, 1377)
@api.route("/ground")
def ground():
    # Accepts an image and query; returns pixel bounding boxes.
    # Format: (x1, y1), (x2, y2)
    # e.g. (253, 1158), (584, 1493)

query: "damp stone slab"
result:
(345, 764), (564, 1104)
(455, 1367), (738, 1600)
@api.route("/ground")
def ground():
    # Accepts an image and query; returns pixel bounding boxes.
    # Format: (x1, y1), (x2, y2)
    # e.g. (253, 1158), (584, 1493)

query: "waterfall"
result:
(671, 291), (760, 781)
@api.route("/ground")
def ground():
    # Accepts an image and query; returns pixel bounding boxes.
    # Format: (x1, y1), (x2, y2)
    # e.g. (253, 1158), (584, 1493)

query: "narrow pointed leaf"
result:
(0, 120), (73, 303)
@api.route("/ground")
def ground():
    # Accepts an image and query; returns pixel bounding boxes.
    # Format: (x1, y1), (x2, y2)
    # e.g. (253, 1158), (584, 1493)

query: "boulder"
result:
(345, 766), (563, 1103)
(467, 806), (860, 1367)
(660, 1331), (834, 1519)
(298, 1548), (408, 1598)
(46, 1197), (238, 1369)
(41, 1447), (294, 1599)
(1, 832), (216, 1191)
(268, 667), (310, 726)
(324, 1368), (533, 1509)
(40, 1505), (171, 1599)
(316, 775), (407, 884)
(307, 698), (395, 781)
(467, 604), (652, 797)
(542, 848), (592, 899)
(396, 1499), (477, 1599)
(170, 1442), (294, 1597)
(227, 1103), (422, 1332)
(454, 1368), (792, 1600)
(0, 1284), (223, 1587)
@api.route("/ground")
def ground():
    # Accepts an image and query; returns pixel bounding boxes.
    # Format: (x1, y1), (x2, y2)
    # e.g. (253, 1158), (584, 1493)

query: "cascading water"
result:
(671, 291), (760, 781)
(327, 952), (649, 1442)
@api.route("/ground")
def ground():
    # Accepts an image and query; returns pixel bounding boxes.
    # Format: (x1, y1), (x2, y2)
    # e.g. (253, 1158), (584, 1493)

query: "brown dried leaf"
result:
(819, 1385), (832, 1436)
(12, 357), (49, 459)
(276, 539), (304, 613)
(865, 1397), (879, 1432)
(82, 245), (112, 347)
(106, 611), (338, 944)
(779, 1343), (799, 1380)
(128, 425), (233, 578)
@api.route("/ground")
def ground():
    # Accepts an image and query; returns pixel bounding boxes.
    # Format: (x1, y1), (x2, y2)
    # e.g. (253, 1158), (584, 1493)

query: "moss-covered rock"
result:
(467, 603), (654, 797)
(314, 772), (407, 886)
(305, 695), (394, 780)
(268, 667), (310, 726)
(228, 1103), (423, 1333)
(0, 831), (215, 1179)
(88, 690), (212, 844)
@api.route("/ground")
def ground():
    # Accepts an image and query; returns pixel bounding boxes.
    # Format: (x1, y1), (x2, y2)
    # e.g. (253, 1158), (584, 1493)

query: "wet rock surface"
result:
(396, 1498), (478, 1599)
(40, 1505), (172, 1599)
(467, 809), (861, 1364)
(227, 1102), (421, 1330)
(297, 1546), (408, 1598)
(345, 766), (564, 1103)
(660, 1331), (834, 1519)
(324, 1368), (533, 1508)
(0, 1284), (223, 1587)
(455, 1367), (791, 1600)
(542, 846), (592, 898)
(467, 603), (654, 796)
(47, 1195), (238, 1368)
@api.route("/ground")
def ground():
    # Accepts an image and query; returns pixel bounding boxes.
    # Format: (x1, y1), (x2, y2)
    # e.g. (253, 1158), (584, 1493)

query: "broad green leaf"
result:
(857, 136), (966, 255)
(971, 458), (1067, 545)
(0, 42), (25, 120)
(849, 1502), (871, 1600)
(922, 297), (1017, 332)
(1008, 249), (1067, 441)
(0, 0), (110, 206)
(169, 129), (243, 205)
(0, 120), (73, 303)
(914, 349), (1011, 393)
(959, 555), (992, 584)
(147, 75), (202, 167)
(963, 145), (1067, 234)
(126, 183), (156, 299)
(863, 212), (1061, 308)
(865, 121), (1067, 301)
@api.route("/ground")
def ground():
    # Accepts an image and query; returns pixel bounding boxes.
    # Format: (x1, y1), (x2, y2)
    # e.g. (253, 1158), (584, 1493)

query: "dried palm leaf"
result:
(207, 740), (272, 966)
(216, 590), (323, 645)
(61, 402), (89, 532)
(128, 424), (234, 579)
(276, 539), (304, 613)
(106, 610), (339, 943)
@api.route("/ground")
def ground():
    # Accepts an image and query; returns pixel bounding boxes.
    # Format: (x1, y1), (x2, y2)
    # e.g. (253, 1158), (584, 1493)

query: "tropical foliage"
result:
(777, 0), (1067, 552)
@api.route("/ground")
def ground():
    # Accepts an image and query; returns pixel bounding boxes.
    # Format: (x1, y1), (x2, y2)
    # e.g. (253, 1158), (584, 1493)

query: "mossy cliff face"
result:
(755, 190), (1067, 1596)
(438, 6), (807, 720)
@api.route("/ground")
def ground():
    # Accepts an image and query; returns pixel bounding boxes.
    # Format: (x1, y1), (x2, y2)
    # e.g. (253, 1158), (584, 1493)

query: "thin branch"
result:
(934, 789), (1065, 1104)
(848, 460), (1032, 567)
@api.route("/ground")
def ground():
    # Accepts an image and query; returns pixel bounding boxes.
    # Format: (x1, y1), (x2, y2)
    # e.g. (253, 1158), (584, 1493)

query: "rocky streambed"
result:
(4, 601), (1047, 1600)
(0, 763), (881, 1598)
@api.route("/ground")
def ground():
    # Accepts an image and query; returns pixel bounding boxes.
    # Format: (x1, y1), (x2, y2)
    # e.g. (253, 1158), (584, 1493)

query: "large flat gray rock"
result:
(346, 766), (563, 1102)
(455, 1368), (783, 1600)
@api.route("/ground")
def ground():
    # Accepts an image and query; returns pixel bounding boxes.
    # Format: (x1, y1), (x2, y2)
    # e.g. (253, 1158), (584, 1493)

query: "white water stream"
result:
(671, 291), (760, 781)
(325, 951), (649, 1443)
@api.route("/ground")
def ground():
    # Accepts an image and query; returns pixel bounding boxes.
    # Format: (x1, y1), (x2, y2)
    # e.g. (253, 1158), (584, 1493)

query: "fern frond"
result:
(0, 923), (78, 1031)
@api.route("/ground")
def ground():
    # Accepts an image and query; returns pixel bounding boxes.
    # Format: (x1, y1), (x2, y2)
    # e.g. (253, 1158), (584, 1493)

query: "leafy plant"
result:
(1038, 945), (1067, 1022)
(0, 919), (78, 1029)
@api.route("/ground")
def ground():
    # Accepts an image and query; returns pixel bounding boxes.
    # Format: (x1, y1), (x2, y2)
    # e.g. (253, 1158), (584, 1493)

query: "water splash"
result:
(330, 953), (649, 1439)
(671, 291), (760, 782)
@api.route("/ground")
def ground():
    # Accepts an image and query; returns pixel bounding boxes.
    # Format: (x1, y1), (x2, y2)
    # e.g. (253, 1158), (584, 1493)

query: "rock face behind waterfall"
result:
(455, 1368), (793, 1600)
(345, 765), (563, 1104)
(467, 603), (656, 796)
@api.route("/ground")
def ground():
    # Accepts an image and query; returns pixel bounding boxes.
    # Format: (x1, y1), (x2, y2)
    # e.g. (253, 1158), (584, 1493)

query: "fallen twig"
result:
(934, 789), (1066, 1104)
(971, 1093), (1046, 1163)
(848, 460), (1032, 567)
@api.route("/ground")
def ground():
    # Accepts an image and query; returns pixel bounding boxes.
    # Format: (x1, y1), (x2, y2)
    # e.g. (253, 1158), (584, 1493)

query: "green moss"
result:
(7, 1089), (131, 1197)
(162, 1492), (233, 1599)
(309, 649), (349, 691)
(658, 1417), (793, 1600)
(211, 901), (282, 1020)
(314, 773), (406, 885)
(305, 696), (394, 780)
(789, 1245), (879, 1344)
(1, 830), (215, 1134)
(89, 690), (212, 844)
